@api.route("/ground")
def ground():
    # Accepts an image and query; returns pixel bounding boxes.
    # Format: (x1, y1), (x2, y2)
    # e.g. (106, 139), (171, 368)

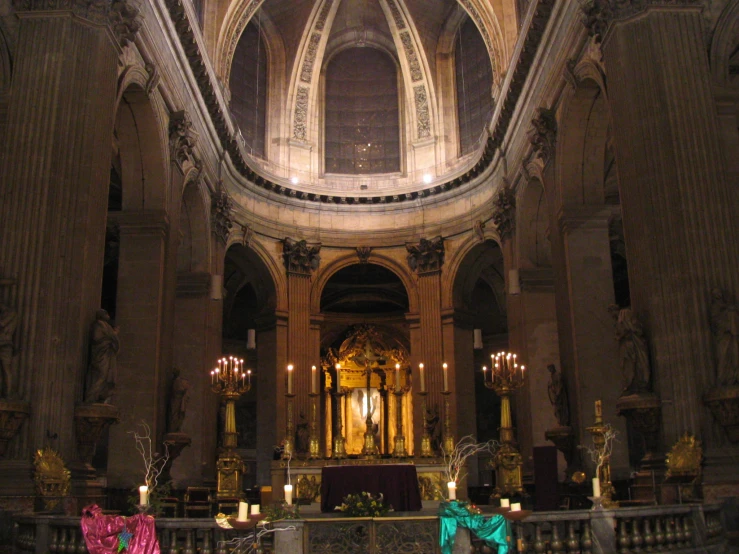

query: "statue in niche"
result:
(0, 283), (18, 399)
(547, 364), (570, 427)
(424, 404), (441, 453)
(168, 368), (190, 433)
(709, 288), (739, 387)
(84, 309), (119, 404)
(609, 305), (651, 395)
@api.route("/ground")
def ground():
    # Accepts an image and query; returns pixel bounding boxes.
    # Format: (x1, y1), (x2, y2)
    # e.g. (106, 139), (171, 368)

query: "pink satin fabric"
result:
(81, 504), (160, 554)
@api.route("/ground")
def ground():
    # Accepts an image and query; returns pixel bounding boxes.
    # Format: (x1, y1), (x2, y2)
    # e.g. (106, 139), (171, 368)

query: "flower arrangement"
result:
(337, 492), (391, 517)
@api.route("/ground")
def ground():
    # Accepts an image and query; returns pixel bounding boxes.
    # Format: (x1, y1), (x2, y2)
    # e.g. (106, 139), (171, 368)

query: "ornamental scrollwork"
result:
(169, 110), (200, 169)
(492, 186), (516, 241)
(211, 189), (233, 245)
(528, 107), (557, 163)
(282, 238), (321, 275)
(406, 236), (444, 274)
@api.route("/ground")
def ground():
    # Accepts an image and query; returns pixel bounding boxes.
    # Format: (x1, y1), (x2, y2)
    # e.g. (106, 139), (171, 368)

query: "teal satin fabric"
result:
(438, 501), (510, 554)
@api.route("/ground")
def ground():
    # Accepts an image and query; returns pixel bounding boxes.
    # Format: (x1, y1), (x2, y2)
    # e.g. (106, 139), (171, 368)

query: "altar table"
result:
(320, 464), (423, 513)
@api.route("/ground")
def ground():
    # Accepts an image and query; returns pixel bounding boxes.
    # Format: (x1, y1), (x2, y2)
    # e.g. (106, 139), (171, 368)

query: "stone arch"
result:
(449, 238), (506, 318)
(177, 178), (210, 273)
(310, 252), (418, 315)
(711, 0), (739, 87)
(442, 232), (501, 309)
(215, 0), (268, 86)
(453, 0), (508, 85)
(225, 233), (288, 313)
(223, 242), (280, 328)
(555, 76), (612, 211)
(114, 84), (169, 211)
(517, 177), (551, 269)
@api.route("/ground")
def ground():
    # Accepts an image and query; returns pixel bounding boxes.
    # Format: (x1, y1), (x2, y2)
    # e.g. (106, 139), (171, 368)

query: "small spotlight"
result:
(423, 174), (433, 184)
(290, 176), (299, 185)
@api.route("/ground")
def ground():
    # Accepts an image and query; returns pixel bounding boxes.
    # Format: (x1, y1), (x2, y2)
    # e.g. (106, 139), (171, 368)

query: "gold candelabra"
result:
(309, 392), (320, 459)
(483, 351), (525, 497)
(586, 400), (616, 507)
(332, 364), (347, 458)
(393, 364), (410, 458)
(210, 356), (251, 499)
(442, 362), (454, 454)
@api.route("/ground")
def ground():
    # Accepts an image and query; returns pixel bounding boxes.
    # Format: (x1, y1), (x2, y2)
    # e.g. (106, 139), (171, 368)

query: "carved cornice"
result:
(169, 110), (200, 170)
(528, 107), (557, 163)
(162, 0), (554, 205)
(580, 0), (700, 41)
(406, 236), (445, 274)
(492, 186), (516, 241)
(14, 0), (142, 47)
(211, 188), (233, 245)
(282, 238), (321, 275)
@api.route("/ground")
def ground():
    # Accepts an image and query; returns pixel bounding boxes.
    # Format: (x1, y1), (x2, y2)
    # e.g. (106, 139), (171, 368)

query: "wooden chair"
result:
(184, 487), (212, 518)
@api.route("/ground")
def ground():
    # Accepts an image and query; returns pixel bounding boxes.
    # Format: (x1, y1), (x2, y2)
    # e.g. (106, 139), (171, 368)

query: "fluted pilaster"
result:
(0, 13), (119, 471)
(602, 6), (739, 451)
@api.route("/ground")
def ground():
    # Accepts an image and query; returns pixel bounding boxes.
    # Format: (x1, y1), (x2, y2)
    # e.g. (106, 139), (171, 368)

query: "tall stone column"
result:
(106, 210), (169, 486)
(0, 1), (140, 491)
(592, 3), (739, 478)
(282, 239), (320, 454)
(556, 206), (628, 475)
(406, 237), (445, 455)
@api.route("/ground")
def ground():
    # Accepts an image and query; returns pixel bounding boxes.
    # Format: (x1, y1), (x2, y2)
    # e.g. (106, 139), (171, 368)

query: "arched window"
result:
(325, 47), (400, 174)
(230, 20), (267, 158)
(456, 17), (493, 156)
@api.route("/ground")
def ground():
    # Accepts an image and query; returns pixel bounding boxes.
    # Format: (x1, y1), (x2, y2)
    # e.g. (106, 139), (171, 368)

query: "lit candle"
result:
(237, 501), (249, 522)
(247, 369), (252, 386)
(592, 477), (601, 498)
(335, 363), (341, 389)
(419, 363), (425, 393)
(284, 484), (293, 506)
(500, 498), (510, 508)
(442, 363), (449, 392)
(482, 366), (488, 384)
(139, 485), (149, 506)
(311, 365), (317, 394)
(250, 504), (260, 515)
(511, 502), (521, 512)
(287, 364), (293, 395)
(447, 481), (457, 501)
(395, 363), (401, 391)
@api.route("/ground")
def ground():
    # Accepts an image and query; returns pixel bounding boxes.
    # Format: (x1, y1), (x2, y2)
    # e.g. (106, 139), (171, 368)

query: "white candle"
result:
(592, 477), (601, 498)
(447, 481), (457, 500)
(284, 484), (293, 505)
(500, 498), (510, 508)
(442, 363), (448, 392)
(139, 485), (149, 506)
(419, 363), (425, 393)
(395, 364), (401, 391)
(287, 364), (293, 395)
(251, 504), (260, 515)
(336, 364), (341, 389)
(237, 501), (249, 522)
(311, 365), (317, 394)
(511, 502), (521, 512)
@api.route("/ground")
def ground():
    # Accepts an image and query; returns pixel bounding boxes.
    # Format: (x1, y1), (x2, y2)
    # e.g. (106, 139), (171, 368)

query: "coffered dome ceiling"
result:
(213, 0), (519, 202)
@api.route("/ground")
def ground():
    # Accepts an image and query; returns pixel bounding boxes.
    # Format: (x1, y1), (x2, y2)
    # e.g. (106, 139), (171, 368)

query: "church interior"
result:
(1, 0), (739, 551)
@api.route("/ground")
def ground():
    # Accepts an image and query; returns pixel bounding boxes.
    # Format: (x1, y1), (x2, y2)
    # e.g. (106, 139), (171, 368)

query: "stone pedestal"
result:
(161, 432), (192, 482)
(72, 403), (119, 507)
(703, 386), (739, 443)
(0, 400), (30, 457)
(545, 425), (576, 477)
(616, 393), (663, 468)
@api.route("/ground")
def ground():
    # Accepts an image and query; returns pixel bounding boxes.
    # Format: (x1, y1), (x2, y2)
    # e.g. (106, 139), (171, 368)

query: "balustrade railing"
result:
(13, 503), (730, 554)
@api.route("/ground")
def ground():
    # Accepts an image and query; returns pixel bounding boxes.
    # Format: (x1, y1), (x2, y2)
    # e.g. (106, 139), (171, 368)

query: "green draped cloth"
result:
(438, 501), (510, 554)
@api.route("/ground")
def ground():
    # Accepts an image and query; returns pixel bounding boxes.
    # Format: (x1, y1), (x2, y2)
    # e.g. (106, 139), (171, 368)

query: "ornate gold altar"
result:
(321, 326), (414, 457)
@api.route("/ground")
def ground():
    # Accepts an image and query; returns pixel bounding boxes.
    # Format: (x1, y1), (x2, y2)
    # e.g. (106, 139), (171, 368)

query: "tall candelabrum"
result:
(442, 363), (455, 454)
(210, 356), (251, 499)
(332, 364), (347, 459)
(483, 351), (526, 497)
(309, 366), (320, 459)
(283, 365), (295, 460)
(393, 364), (410, 458)
(417, 364), (434, 457)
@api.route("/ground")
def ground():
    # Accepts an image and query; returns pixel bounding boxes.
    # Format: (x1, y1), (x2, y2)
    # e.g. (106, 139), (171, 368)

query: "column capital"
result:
(580, 0), (701, 42)
(528, 107), (557, 165)
(13, 0), (142, 48)
(492, 186), (516, 242)
(406, 236), (444, 274)
(282, 237), (321, 275)
(211, 189), (233, 245)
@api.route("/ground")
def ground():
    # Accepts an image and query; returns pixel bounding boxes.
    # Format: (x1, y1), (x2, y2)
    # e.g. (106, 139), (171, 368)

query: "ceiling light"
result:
(423, 174), (433, 184)
(291, 176), (299, 185)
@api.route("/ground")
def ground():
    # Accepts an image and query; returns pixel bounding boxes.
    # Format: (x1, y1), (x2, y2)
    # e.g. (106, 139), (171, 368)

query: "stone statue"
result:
(295, 412), (309, 454)
(709, 288), (739, 387)
(168, 368), (190, 433)
(0, 297), (18, 399)
(609, 305), (651, 395)
(424, 404), (441, 452)
(547, 364), (569, 426)
(84, 309), (119, 404)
